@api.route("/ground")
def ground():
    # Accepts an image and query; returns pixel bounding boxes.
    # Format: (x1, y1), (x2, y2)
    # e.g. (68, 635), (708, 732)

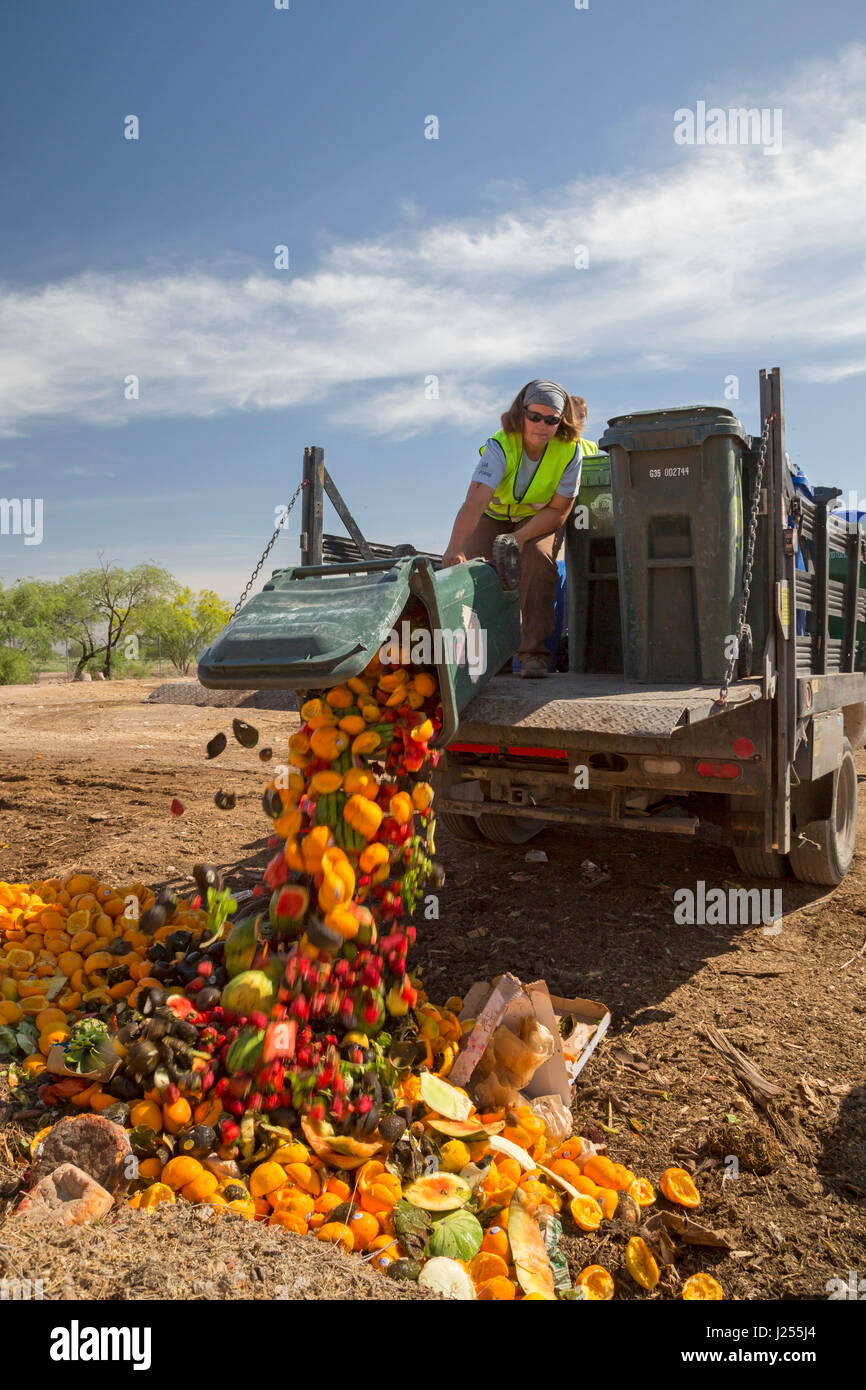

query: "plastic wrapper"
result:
(528, 1094), (573, 1146)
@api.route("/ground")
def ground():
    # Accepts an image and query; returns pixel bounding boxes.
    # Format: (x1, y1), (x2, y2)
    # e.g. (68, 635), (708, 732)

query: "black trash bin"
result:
(599, 406), (748, 685)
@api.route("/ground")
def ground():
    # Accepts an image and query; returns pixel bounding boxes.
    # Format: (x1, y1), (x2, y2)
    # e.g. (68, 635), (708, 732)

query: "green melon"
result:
(225, 914), (259, 978)
(221, 969), (277, 1017)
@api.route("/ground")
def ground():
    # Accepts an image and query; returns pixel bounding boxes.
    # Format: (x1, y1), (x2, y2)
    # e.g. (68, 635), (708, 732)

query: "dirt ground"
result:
(1, 678), (864, 1301)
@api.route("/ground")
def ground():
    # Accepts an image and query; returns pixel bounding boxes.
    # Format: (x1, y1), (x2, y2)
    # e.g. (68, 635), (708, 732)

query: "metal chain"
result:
(716, 413), (776, 706)
(229, 480), (307, 622)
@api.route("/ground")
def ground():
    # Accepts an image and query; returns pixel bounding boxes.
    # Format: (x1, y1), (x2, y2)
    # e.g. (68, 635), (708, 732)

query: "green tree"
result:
(147, 587), (233, 675)
(55, 559), (175, 678)
(0, 578), (63, 663)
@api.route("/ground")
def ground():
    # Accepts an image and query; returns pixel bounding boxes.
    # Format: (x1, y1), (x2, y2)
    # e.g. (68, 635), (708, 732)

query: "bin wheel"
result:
(732, 846), (791, 879)
(492, 534), (521, 591)
(437, 810), (485, 842)
(737, 624), (754, 679)
(788, 739), (858, 885)
(477, 813), (545, 844)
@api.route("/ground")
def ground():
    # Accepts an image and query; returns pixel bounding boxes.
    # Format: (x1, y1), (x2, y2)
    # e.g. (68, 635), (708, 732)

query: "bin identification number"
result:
(648, 466), (690, 478)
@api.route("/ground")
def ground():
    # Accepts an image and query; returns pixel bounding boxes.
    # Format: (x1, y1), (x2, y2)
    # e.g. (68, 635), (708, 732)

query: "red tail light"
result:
(697, 761), (741, 780)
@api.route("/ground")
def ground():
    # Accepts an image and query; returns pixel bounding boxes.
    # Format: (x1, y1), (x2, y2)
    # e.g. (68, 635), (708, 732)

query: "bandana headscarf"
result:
(522, 379), (568, 414)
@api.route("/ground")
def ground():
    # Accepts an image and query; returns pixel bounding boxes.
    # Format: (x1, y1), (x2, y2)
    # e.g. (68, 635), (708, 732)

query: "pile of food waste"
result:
(1, 617), (724, 1300)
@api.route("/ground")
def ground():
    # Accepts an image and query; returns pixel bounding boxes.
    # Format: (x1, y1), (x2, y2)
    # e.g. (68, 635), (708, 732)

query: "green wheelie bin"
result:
(197, 555), (521, 746)
(599, 406), (748, 685)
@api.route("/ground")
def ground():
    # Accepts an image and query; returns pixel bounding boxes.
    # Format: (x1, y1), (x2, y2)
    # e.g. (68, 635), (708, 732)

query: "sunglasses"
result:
(524, 409), (561, 426)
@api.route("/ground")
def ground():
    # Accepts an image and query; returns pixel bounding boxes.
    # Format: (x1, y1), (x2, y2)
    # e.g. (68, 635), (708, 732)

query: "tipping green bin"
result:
(565, 453), (622, 673)
(599, 406), (747, 685)
(197, 556), (521, 746)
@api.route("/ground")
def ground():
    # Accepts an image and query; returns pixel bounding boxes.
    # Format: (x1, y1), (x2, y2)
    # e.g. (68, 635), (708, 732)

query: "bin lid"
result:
(600, 405), (749, 452)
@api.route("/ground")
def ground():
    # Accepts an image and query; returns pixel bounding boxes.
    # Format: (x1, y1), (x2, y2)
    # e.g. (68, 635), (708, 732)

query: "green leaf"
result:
(726, 1111), (742, 1125)
(393, 1199), (432, 1260)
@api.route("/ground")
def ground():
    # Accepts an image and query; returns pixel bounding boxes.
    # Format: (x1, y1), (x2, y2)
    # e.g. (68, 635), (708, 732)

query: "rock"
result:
(15, 1163), (113, 1226)
(93, 671), (106, 680)
(76, 672), (92, 682)
(32, 1114), (132, 1197)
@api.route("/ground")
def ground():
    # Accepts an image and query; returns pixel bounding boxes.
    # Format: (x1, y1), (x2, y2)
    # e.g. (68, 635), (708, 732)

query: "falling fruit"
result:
(232, 719), (259, 748)
(170, 798), (185, 816)
(206, 732), (227, 760)
(214, 790), (237, 811)
(259, 747), (273, 761)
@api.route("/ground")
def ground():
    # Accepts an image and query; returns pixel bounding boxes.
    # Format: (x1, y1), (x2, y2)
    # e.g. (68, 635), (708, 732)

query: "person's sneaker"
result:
(520, 658), (549, 679)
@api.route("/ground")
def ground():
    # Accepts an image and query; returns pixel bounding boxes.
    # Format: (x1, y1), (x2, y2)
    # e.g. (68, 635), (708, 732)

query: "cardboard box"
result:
(452, 975), (610, 1104)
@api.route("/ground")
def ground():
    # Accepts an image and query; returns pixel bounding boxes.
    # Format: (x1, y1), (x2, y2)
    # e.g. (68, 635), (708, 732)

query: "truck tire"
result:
(437, 810), (484, 842)
(732, 847), (791, 879)
(788, 738), (858, 885)
(477, 812), (545, 844)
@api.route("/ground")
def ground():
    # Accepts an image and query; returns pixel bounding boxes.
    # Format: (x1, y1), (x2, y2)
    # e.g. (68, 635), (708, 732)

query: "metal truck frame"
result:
(431, 368), (866, 886)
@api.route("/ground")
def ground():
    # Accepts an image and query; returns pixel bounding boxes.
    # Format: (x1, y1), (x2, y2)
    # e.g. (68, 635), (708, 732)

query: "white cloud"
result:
(0, 44), (865, 439)
(62, 465), (116, 477)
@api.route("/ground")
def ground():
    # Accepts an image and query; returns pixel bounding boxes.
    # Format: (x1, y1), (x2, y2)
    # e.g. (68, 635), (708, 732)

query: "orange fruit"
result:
(494, 1157), (523, 1184)
(38, 1027), (69, 1056)
(161, 1156), (203, 1190)
(317, 1222), (354, 1251)
(267, 1188), (315, 1219)
(625, 1235), (660, 1291)
(137, 1158), (163, 1182)
(477, 1276), (516, 1300)
(629, 1177), (656, 1207)
(129, 1100), (162, 1131)
(181, 1171), (220, 1204)
(285, 1162), (320, 1195)
(549, 1158), (584, 1188)
(583, 1155), (621, 1190)
(137, 1182), (176, 1211)
(313, 1192), (343, 1218)
(480, 1226), (510, 1259)
(34, 1007), (67, 1032)
(596, 1188), (618, 1220)
(570, 1193), (603, 1231)
(324, 1176), (351, 1201)
(162, 1096), (192, 1134)
(269, 1210), (307, 1234)
(682, 1272), (723, 1300)
(659, 1167), (701, 1208)
(576, 1265), (615, 1300)
(249, 1162), (288, 1198)
(469, 1251), (509, 1287)
(347, 1210), (379, 1251)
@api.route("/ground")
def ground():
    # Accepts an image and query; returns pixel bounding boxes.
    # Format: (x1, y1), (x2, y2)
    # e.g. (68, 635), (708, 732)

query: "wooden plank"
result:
(300, 446), (324, 566)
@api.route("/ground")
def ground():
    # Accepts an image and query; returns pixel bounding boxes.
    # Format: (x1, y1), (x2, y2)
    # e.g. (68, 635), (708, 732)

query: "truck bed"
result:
(455, 672), (764, 742)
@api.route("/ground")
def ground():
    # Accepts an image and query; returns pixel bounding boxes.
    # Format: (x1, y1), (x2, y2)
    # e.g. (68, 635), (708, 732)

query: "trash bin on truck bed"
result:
(599, 406), (748, 686)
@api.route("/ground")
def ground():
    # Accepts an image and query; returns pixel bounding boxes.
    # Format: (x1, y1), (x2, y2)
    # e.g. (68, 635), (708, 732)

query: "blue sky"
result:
(1, 0), (865, 598)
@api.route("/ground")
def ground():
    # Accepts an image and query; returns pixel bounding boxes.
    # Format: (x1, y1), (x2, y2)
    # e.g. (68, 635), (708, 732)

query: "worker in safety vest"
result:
(443, 380), (599, 678)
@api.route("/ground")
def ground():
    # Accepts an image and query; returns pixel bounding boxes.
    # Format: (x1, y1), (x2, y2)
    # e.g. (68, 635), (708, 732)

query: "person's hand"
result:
(442, 549), (467, 568)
